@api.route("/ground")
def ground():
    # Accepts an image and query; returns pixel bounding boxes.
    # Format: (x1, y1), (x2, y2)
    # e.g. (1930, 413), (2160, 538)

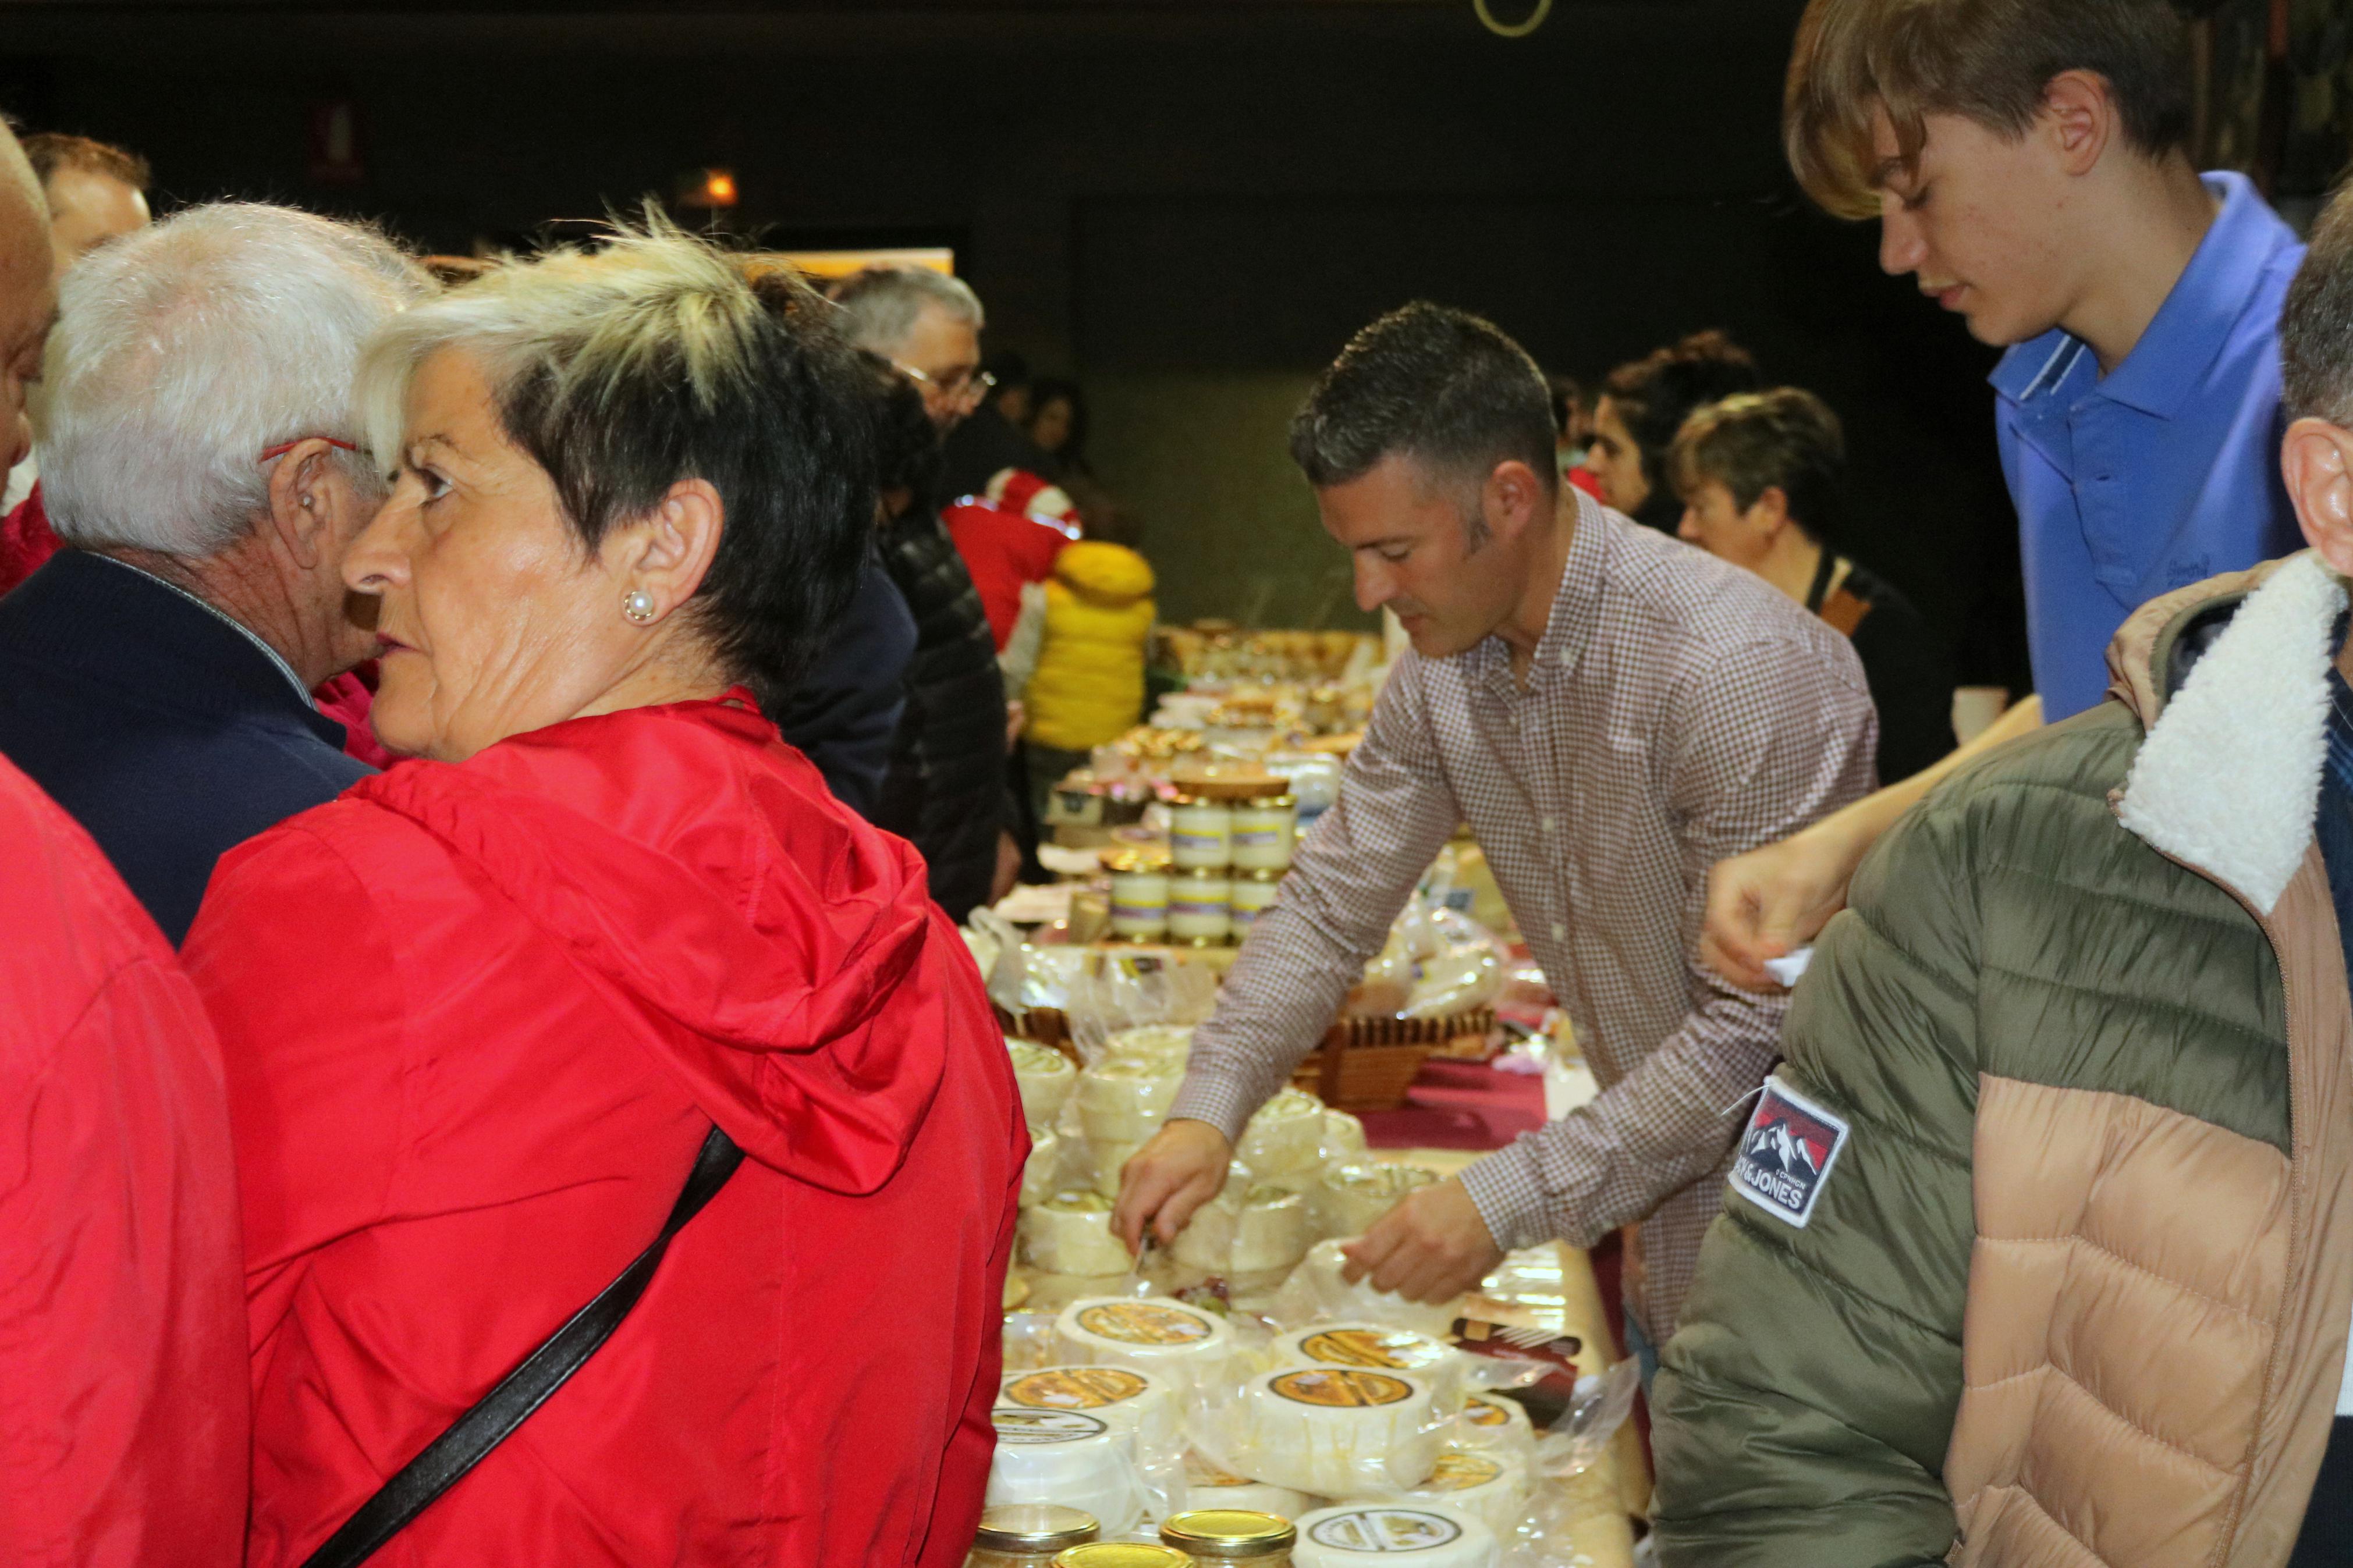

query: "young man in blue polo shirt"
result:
(1701, 0), (2307, 989)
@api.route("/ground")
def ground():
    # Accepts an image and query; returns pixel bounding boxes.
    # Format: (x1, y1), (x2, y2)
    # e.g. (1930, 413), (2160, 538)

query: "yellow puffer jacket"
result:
(1025, 541), (1156, 752)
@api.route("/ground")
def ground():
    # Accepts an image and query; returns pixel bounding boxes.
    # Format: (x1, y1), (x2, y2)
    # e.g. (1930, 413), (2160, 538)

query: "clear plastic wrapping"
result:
(1171, 1182), (1315, 1278)
(1311, 1162), (1439, 1240)
(1050, 1297), (1239, 1399)
(1235, 1087), (1329, 1177)
(985, 1407), (1151, 1538)
(1010, 1040), (1078, 1130)
(1077, 1057), (1188, 1144)
(1022, 1191), (1134, 1278)
(1270, 1239), (1463, 1340)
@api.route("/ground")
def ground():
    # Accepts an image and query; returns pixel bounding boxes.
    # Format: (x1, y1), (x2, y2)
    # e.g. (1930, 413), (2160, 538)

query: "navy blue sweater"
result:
(0, 550), (371, 944)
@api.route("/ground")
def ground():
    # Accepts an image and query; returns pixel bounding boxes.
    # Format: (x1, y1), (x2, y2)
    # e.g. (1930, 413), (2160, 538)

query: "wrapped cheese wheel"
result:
(1052, 1297), (1236, 1396)
(1455, 1394), (1537, 1459)
(986, 1407), (1145, 1537)
(1236, 1087), (1328, 1176)
(1172, 1182), (1314, 1278)
(1320, 1110), (1368, 1162)
(1273, 1323), (1464, 1409)
(1179, 1449), (1315, 1520)
(1237, 1367), (1439, 1498)
(1086, 1138), (1146, 1200)
(1271, 1240), (1463, 1341)
(1102, 1024), (1194, 1068)
(1392, 1446), (1530, 1538)
(1000, 1366), (1181, 1458)
(1078, 1056), (1187, 1143)
(1010, 1040), (1078, 1130)
(1024, 1190), (1134, 1277)
(1312, 1161), (1439, 1239)
(1291, 1505), (1499, 1567)
(1024, 1127), (1064, 1208)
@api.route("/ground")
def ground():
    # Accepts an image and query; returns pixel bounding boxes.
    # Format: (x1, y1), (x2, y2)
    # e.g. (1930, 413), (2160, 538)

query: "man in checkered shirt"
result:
(1112, 303), (1878, 1359)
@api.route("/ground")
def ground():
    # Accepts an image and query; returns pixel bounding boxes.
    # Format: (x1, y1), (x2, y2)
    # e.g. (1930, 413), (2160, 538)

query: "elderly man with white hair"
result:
(0, 201), (433, 943)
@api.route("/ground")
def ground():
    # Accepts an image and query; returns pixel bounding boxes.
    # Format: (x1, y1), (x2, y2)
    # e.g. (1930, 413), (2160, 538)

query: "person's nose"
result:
(1353, 557), (1393, 616)
(342, 492), (414, 595)
(1879, 207), (1927, 277)
(4, 411), (29, 474)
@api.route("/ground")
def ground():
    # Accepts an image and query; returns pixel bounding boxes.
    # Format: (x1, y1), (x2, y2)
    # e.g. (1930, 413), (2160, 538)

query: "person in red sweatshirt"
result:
(183, 222), (1023, 1567)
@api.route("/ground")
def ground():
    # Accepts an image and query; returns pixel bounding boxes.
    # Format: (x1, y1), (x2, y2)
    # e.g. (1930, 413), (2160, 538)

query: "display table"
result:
(1386, 1147), (1646, 1568)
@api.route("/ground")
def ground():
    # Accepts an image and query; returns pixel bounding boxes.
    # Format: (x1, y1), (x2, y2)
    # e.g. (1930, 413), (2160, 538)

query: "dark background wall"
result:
(0, 0), (2028, 687)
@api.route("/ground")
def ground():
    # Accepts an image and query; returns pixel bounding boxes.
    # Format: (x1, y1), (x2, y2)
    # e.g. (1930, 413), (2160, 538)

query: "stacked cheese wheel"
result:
(1291, 1504), (1500, 1567)
(1008, 1039), (1077, 1129)
(1314, 1160), (1440, 1238)
(1021, 1190), (1132, 1278)
(1272, 1321), (1465, 1407)
(985, 1407), (1145, 1537)
(1000, 1365), (1182, 1460)
(1392, 1445), (1532, 1537)
(1177, 1448), (1314, 1519)
(1235, 1366), (1441, 1498)
(1172, 1180), (1315, 1279)
(1051, 1297), (1237, 1398)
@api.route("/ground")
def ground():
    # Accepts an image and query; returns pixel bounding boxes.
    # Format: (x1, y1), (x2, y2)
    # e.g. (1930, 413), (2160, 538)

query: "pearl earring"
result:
(623, 589), (657, 624)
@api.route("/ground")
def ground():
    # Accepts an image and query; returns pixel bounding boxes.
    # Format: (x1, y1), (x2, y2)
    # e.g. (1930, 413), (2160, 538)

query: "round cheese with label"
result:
(1078, 1056), (1187, 1144)
(1238, 1367), (1440, 1498)
(1273, 1323), (1463, 1407)
(1001, 1366), (1181, 1457)
(1236, 1087), (1328, 1176)
(1454, 1395), (1536, 1459)
(1023, 1190), (1134, 1278)
(1178, 1448), (1315, 1520)
(1313, 1161), (1439, 1239)
(1172, 1182), (1314, 1277)
(1010, 1039), (1078, 1130)
(1052, 1297), (1237, 1396)
(1392, 1446), (1529, 1537)
(1291, 1504), (1499, 1566)
(986, 1407), (1145, 1537)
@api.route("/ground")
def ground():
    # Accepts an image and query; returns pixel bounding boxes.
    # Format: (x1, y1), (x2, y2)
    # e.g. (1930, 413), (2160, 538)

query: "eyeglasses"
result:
(895, 362), (995, 410)
(259, 436), (359, 464)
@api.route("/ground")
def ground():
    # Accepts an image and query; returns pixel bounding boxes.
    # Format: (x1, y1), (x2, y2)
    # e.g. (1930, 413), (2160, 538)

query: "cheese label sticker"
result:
(1301, 1328), (1443, 1371)
(1463, 1398), (1513, 1427)
(1003, 1368), (1149, 1410)
(1270, 1368), (1415, 1408)
(1422, 1450), (1503, 1491)
(991, 1408), (1110, 1445)
(1184, 1450), (1252, 1487)
(1077, 1301), (1214, 1345)
(1729, 1078), (1850, 1230)
(1306, 1509), (1465, 1551)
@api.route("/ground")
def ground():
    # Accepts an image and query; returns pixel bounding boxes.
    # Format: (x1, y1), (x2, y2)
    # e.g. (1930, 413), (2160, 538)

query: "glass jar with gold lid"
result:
(968, 1504), (1100, 1567)
(1052, 1546), (1194, 1568)
(1162, 1507), (1300, 1562)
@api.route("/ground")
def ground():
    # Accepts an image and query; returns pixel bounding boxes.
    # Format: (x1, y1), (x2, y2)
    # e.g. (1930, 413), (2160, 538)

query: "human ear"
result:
(2284, 418), (2353, 578)
(609, 477), (725, 624)
(267, 438), (350, 571)
(1483, 459), (1548, 539)
(1748, 486), (1792, 544)
(2041, 70), (2115, 177)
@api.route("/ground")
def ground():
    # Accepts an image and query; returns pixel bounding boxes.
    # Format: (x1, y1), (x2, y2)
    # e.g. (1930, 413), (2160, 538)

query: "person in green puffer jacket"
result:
(1652, 190), (2353, 1568)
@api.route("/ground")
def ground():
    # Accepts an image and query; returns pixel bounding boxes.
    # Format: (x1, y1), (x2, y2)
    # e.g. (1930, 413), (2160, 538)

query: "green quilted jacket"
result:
(1652, 555), (2353, 1568)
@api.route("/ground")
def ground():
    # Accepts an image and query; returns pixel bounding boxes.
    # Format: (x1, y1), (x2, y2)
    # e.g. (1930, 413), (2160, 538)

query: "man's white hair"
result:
(42, 201), (434, 556)
(829, 264), (983, 355)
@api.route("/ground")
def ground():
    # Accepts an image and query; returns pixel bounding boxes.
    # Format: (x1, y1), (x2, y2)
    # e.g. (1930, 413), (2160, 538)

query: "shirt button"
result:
(1550, 923), (1567, 941)
(1541, 816), (1558, 833)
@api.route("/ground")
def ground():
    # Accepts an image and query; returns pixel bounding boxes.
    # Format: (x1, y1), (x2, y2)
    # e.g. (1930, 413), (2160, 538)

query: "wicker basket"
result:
(1290, 1008), (1497, 1112)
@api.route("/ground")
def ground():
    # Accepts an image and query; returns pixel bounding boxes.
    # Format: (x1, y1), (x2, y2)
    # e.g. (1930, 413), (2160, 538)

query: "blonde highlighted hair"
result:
(1784, 0), (2194, 220)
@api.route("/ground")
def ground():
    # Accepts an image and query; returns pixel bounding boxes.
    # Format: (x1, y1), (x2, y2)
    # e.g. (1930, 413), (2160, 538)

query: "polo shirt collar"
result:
(1989, 172), (2279, 419)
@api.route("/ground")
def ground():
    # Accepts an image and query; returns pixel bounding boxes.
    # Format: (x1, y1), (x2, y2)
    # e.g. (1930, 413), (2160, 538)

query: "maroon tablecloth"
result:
(1360, 1058), (1546, 1152)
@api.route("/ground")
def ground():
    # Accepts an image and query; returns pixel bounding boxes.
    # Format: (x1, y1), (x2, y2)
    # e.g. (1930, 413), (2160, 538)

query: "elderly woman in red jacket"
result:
(180, 226), (1026, 1568)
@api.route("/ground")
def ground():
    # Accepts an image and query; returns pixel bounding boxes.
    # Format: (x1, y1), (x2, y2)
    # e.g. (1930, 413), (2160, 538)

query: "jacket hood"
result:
(1055, 541), (1155, 604)
(2111, 551), (2347, 915)
(348, 696), (954, 1194)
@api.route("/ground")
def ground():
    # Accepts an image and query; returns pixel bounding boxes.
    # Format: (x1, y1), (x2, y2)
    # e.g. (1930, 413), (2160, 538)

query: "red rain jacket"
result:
(183, 694), (1025, 1567)
(942, 495), (1074, 651)
(0, 755), (247, 1567)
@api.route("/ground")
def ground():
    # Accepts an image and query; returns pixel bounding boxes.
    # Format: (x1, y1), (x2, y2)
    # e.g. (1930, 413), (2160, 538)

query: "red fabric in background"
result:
(942, 496), (1073, 650)
(0, 483), (62, 595)
(1360, 1058), (1546, 1151)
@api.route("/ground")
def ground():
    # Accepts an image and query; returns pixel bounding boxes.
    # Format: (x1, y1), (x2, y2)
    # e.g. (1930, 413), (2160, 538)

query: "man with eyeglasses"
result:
(832, 265), (1026, 920)
(0, 202), (432, 943)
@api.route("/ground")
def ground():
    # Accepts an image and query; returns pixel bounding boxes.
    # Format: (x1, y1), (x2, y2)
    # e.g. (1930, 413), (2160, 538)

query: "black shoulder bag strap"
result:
(301, 1124), (745, 1568)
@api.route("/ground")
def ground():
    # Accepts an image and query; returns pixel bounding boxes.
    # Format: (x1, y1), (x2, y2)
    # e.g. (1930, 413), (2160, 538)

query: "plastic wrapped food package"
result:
(1290, 1504), (1499, 1567)
(1024, 1128), (1065, 1209)
(1312, 1161), (1439, 1239)
(1388, 1446), (1530, 1538)
(1101, 1023), (1195, 1069)
(1012, 1040), (1079, 1130)
(1078, 1056), (1187, 1144)
(1453, 1394), (1537, 1460)
(1000, 1366), (1184, 1463)
(1319, 1111), (1367, 1162)
(1052, 1297), (1238, 1398)
(1024, 1190), (1134, 1278)
(1173, 1182), (1315, 1278)
(1177, 1449), (1318, 1520)
(1235, 1087), (1328, 1177)
(1270, 1322), (1465, 1409)
(1085, 1138), (1146, 1200)
(1271, 1240), (1464, 1340)
(1226, 1367), (1442, 1498)
(986, 1408), (1148, 1538)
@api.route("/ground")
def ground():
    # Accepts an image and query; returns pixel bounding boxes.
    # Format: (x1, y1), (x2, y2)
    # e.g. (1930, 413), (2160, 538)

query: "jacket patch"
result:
(1730, 1080), (1849, 1229)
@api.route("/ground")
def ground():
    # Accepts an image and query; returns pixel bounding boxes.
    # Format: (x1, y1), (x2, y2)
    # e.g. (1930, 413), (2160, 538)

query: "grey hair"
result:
(828, 264), (984, 354)
(41, 201), (435, 556)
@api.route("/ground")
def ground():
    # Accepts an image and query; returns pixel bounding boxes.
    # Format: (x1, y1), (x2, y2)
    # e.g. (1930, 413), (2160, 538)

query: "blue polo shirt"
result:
(1993, 171), (2305, 723)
